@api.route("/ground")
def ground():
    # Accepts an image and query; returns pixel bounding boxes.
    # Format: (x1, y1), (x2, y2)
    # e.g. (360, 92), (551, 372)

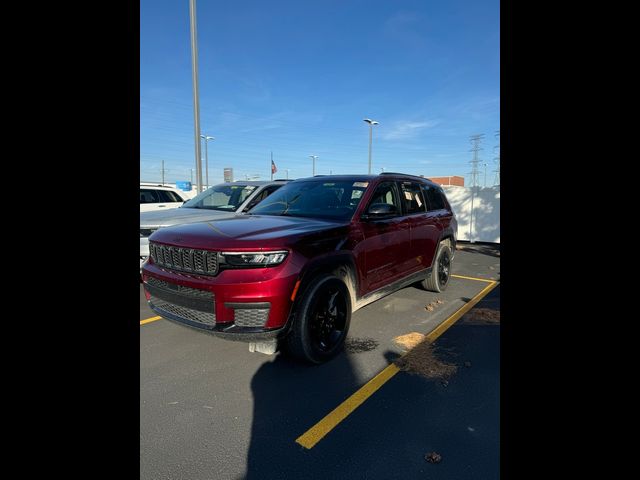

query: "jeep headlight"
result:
(220, 250), (288, 267)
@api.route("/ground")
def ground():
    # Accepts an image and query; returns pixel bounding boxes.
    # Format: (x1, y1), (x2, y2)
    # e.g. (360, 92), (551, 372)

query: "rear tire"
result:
(422, 242), (452, 293)
(284, 274), (351, 364)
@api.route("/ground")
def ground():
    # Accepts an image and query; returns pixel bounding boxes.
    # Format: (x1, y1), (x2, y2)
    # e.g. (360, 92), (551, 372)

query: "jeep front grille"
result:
(149, 242), (219, 276)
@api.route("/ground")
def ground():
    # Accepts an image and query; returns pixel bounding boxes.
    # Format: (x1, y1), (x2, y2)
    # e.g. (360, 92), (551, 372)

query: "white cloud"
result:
(381, 120), (440, 140)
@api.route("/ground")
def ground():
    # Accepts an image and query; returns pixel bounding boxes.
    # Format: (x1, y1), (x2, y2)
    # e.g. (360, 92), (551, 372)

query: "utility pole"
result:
(468, 134), (485, 243)
(284, 169), (290, 180)
(493, 131), (500, 186)
(363, 119), (379, 174)
(200, 134), (214, 189)
(189, 0), (203, 192)
(483, 163), (488, 187)
(161, 160), (165, 185)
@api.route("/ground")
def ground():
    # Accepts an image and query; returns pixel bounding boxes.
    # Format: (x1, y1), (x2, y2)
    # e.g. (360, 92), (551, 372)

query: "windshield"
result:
(249, 180), (369, 220)
(182, 184), (258, 211)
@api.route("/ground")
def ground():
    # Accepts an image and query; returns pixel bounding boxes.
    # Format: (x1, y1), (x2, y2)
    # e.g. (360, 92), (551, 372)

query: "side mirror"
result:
(363, 203), (398, 219)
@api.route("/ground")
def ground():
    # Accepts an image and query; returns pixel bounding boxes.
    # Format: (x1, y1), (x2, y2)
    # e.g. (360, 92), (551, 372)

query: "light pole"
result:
(200, 134), (214, 189)
(483, 163), (488, 187)
(189, 0), (203, 193)
(363, 119), (379, 174)
(284, 169), (290, 180)
(310, 155), (318, 176)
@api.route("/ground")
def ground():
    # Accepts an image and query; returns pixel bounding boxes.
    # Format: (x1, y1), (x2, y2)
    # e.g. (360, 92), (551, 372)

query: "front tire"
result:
(422, 242), (452, 293)
(284, 274), (351, 364)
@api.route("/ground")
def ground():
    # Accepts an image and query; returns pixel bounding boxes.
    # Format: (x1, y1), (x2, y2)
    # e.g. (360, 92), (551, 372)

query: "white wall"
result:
(442, 185), (500, 243)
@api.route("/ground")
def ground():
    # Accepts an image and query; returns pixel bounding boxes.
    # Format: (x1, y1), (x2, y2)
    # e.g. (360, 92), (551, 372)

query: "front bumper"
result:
(141, 258), (300, 341)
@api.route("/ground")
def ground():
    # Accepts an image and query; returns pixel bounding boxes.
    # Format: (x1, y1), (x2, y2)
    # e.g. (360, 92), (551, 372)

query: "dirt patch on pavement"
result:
(425, 298), (445, 312)
(393, 336), (457, 380)
(460, 308), (500, 325)
(345, 337), (379, 353)
(393, 332), (426, 350)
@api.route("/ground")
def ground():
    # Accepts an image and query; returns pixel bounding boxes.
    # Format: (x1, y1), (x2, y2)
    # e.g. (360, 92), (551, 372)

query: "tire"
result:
(284, 274), (352, 364)
(422, 242), (452, 293)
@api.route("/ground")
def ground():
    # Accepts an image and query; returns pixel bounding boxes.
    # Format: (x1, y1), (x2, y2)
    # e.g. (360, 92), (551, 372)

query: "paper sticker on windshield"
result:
(353, 182), (369, 188)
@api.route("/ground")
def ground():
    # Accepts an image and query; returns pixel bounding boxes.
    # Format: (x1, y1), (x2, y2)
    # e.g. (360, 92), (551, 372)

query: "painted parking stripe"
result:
(451, 273), (497, 283)
(140, 316), (162, 325)
(295, 277), (499, 450)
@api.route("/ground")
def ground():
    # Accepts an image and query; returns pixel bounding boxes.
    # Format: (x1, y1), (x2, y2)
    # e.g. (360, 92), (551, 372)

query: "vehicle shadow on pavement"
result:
(243, 350), (359, 480)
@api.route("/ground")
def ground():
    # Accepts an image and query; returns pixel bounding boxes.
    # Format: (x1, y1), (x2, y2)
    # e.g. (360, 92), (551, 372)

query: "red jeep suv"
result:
(142, 173), (457, 363)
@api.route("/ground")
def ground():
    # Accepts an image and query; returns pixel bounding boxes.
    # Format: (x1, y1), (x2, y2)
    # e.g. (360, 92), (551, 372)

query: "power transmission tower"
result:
(493, 130), (500, 186)
(468, 134), (484, 188)
(467, 134), (484, 244)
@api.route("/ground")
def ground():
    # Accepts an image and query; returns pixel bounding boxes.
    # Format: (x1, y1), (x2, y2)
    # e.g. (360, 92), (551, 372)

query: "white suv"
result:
(140, 185), (189, 212)
(140, 180), (288, 271)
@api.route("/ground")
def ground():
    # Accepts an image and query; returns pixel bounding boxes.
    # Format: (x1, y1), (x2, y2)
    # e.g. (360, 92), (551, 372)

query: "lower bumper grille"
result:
(149, 294), (216, 327)
(234, 308), (270, 328)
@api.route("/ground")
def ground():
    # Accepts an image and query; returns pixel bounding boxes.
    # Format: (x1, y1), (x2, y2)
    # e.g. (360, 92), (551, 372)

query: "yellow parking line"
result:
(451, 273), (496, 283)
(295, 278), (499, 450)
(295, 363), (400, 449)
(426, 280), (498, 342)
(140, 316), (162, 325)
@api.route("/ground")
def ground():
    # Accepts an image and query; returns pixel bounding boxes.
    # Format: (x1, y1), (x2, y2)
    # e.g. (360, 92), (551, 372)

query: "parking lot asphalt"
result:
(140, 245), (500, 479)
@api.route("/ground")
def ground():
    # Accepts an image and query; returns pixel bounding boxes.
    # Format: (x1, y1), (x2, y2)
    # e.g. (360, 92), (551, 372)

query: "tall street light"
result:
(310, 155), (318, 176)
(189, 0), (203, 192)
(200, 135), (214, 189)
(363, 118), (379, 174)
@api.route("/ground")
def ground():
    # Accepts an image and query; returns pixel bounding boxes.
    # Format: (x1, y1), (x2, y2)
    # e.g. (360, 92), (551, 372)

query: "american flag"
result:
(271, 159), (277, 174)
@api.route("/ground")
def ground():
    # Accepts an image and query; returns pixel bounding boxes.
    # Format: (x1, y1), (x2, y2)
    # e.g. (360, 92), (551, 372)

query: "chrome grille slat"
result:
(149, 242), (219, 276)
(183, 249), (193, 270)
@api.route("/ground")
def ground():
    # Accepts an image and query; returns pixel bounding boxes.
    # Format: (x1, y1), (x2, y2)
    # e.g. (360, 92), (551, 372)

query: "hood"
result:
(149, 215), (349, 250)
(140, 207), (239, 228)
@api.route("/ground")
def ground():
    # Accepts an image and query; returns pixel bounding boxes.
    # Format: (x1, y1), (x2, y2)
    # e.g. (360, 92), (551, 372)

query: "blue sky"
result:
(141, 0), (499, 185)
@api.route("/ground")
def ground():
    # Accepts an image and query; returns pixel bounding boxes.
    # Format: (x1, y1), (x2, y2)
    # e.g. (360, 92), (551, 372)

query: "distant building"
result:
(427, 175), (465, 187)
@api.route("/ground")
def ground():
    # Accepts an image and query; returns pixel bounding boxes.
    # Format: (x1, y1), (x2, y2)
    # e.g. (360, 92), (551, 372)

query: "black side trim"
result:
(357, 267), (432, 308)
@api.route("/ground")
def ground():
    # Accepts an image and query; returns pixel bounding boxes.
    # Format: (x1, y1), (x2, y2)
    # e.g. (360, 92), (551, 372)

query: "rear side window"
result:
(422, 184), (446, 211)
(157, 190), (183, 202)
(140, 189), (160, 204)
(400, 182), (426, 214)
